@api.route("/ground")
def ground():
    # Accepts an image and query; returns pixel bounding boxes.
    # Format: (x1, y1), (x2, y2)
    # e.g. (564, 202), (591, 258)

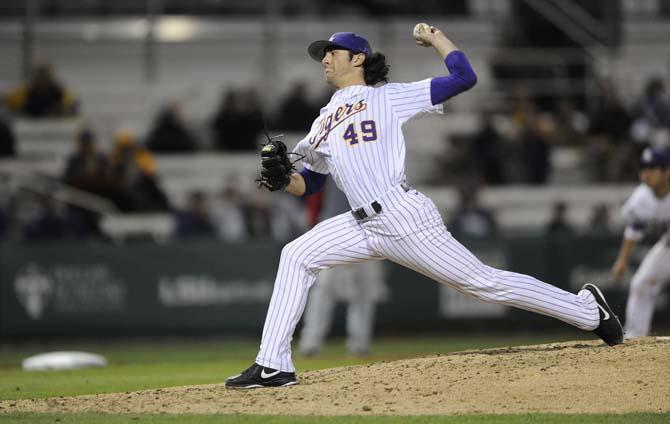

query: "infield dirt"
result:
(2, 337), (669, 416)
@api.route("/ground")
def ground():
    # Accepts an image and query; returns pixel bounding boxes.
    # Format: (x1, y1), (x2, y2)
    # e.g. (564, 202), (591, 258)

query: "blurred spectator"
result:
(519, 107), (552, 185)
(552, 98), (589, 146)
(471, 111), (506, 185)
(631, 76), (670, 147)
(0, 107), (16, 157)
(3, 63), (77, 118)
(108, 129), (170, 212)
(62, 128), (110, 238)
(211, 87), (265, 151)
(448, 184), (498, 238)
(243, 190), (273, 239)
(146, 102), (198, 153)
(270, 194), (310, 241)
(432, 134), (474, 186)
(544, 201), (575, 235)
(22, 194), (68, 241)
(63, 128), (110, 196)
(211, 183), (248, 241)
(242, 185), (308, 242)
(588, 202), (612, 235)
(586, 79), (635, 182)
(174, 190), (217, 239)
(589, 79), (632, 143)
(210, 89), (236, 149)
(274, 81), (319, 131)
(510, 87), (535, 125)
(509, 89), (552, 184)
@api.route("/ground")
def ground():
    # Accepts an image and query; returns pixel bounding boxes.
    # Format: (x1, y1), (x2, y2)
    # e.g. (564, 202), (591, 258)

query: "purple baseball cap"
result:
(640, 147), (670, 168)
(308, 32), (372, 62)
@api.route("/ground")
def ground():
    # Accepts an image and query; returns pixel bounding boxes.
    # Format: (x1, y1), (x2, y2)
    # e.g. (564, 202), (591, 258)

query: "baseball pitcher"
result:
(226, 24), (623, 389)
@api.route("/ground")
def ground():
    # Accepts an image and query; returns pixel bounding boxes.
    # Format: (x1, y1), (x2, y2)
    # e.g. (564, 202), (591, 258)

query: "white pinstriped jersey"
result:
(254, 70), (602, 374)
(621, 184), (670, 241)
(293, 78), (443, 209)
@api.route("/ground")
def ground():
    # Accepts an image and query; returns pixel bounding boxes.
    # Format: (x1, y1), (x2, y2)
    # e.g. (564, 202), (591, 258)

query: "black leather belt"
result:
(352, 201), (382, 220)
(351, 183), (412, 221)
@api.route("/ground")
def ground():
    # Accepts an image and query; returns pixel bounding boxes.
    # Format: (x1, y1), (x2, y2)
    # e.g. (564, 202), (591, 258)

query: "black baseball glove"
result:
(256, 135), (301, 191)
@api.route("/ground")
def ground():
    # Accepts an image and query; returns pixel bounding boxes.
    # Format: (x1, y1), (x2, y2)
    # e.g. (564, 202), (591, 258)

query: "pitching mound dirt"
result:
(2, 337), (669, 416)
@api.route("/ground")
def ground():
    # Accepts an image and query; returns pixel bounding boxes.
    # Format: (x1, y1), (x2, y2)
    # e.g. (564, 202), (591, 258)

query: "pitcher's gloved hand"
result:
(256, 137), (295, 192)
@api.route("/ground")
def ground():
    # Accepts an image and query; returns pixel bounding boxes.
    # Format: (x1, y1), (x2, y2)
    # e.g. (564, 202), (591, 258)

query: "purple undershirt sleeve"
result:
(430, 50), (477, 105)
(299, 167), (328, 196)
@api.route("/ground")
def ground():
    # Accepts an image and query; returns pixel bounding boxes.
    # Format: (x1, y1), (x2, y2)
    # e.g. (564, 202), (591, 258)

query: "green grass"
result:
(2, 413), (668, 423)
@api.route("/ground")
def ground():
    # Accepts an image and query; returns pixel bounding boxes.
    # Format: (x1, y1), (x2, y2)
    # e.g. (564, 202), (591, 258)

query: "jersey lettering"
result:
(309, 100), (368, 148)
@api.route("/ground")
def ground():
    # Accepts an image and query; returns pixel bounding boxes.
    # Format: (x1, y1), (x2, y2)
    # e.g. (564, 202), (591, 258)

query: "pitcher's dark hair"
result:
(349, 51), (390, 85)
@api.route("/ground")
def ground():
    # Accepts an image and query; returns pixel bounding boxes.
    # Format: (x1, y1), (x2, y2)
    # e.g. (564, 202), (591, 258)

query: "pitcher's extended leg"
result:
(373, 201), (599, 330)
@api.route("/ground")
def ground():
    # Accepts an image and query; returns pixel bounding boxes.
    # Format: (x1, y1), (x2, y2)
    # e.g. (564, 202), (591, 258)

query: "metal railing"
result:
(1, 170), (118, 215)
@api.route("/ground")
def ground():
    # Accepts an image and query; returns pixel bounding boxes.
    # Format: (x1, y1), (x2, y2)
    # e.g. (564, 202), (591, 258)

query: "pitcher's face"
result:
(321, 48), (363, 88)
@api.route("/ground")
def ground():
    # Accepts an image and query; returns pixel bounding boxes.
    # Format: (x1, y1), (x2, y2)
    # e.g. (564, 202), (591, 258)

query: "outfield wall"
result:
(2, 236), (668, 337)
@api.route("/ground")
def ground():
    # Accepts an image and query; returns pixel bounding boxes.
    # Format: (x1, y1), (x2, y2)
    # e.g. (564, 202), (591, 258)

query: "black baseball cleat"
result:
(225, 363), (298, 389)
(581, 283), (623, 346)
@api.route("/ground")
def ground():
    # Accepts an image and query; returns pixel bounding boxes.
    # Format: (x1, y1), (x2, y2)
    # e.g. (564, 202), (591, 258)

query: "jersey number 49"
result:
(344, 120), (378, 146)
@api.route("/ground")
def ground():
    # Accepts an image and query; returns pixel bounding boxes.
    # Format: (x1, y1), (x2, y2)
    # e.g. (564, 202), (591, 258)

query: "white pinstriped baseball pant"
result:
(256, 184), (600, 372)
(624, 234), (670, 339)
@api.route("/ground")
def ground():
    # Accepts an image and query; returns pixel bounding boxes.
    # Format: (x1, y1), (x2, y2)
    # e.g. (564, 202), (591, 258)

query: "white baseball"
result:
(413, 23), (431, 41)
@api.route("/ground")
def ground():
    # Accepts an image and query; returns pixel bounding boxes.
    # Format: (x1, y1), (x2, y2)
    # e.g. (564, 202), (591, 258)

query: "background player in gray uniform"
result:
(298, 179), (388, 357)
(226, 24), (623, 389)
(611, 147), (670, 339)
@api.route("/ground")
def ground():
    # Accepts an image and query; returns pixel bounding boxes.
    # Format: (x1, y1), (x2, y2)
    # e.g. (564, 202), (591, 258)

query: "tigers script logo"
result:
(309, 100), (367, 147)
